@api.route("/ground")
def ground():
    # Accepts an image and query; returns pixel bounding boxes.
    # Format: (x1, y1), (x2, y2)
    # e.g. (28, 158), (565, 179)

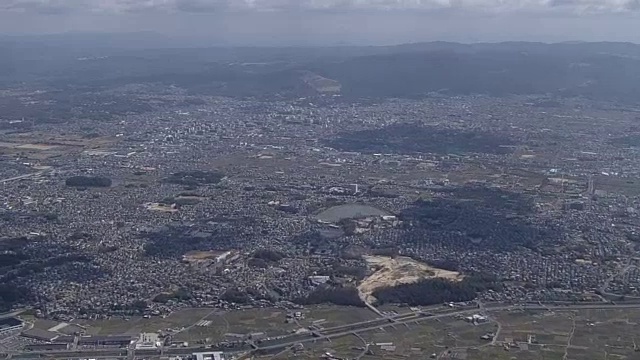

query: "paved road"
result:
(0, 173), (39, 184)
(255, 302), (640, 352)
(9, 302), (640, 359)
(172, 308), (220, 336)
(0, 168), (53, 185)
(0, 311), (25, 320)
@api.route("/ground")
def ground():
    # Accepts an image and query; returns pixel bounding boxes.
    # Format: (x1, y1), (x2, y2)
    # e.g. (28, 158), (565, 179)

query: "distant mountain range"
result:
(1, 34), (640, 104)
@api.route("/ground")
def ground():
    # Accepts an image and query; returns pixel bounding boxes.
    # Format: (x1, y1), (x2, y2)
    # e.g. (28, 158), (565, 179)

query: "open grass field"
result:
(261, 315), (496, 360)
(257, 307), (640, 360)
(0, 131), (118, 160)
(296, 305), (379, 329)
(18, 306), (640, 359)
(171, 308), (297, 344)
(594, 175), (640, 196)
(75, 308), (216, 336)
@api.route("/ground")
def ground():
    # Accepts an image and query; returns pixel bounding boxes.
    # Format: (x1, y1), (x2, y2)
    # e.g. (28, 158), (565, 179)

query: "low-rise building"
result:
(193, 351), (225, 360)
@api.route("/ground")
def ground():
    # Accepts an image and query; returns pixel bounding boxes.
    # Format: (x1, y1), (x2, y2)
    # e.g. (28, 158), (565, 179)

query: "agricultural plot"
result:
(261, 307), (640, 360)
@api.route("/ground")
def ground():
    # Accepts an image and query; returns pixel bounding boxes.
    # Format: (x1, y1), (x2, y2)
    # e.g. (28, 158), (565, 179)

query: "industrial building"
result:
(135, 332), (161, 349)
(465, 314), (488, 323)
(193, 351), (225, 360)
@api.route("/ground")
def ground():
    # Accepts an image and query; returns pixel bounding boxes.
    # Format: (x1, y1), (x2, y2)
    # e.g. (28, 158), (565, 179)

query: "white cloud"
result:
(1, 0), (639, 14)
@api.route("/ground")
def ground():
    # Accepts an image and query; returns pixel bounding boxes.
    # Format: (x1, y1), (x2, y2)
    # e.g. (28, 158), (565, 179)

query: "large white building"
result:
(193, 351), (225, 360)
(135, 332), (161, 349)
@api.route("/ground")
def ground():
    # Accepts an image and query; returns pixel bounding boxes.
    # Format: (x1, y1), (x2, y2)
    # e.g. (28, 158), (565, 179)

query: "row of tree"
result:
(373, 274), (502, 306)
(152, 287), (192, 303)
(0, 284), (29, 312)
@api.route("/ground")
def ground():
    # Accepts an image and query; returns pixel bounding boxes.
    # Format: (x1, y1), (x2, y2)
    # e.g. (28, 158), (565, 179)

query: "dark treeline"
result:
(0, 241), (95, 312)
(218, 287), (278, 304)
(0, 284), (29, 312)
(430, 186), (535, 214)
(142, 225), (238, 259)
(373, 274), (502, 306)
(152, 287), (192, 303)
(324, 124), (515, 156)
(248, 249), (286, 268)
(65, 176), (112, 187)
(399, 191), (559, 252)
(426, 259), (460, 272)
(247, 258), (270, 269)
(251, 249), (285, 262)
(1, 254), (92, 283)
(295, 285), (364, 307)
(0, 252), (28, 267)
(373, 279), (475, 306)
(221, 288), (250, 304)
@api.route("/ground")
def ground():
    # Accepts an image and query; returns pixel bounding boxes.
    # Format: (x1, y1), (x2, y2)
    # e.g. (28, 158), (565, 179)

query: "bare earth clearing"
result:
(358, 255), (464, 304)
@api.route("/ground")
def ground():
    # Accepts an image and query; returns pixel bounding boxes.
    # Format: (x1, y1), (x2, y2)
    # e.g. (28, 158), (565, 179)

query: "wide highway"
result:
(7, 302), (640, 359)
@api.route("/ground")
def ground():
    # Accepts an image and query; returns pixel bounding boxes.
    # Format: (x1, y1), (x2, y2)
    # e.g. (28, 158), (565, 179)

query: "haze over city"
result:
(1, 0), (640, 45)
(5, 1), (640, 360)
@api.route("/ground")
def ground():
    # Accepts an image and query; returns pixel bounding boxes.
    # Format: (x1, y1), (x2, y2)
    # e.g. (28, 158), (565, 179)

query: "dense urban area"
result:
(3, 39), (640, 359)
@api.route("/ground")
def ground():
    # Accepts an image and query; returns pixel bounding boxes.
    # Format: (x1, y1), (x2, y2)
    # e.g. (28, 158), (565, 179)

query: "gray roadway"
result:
(0, 173), (39, 184)
(9, 302), (640, 359)
(255, 302), (640, 353)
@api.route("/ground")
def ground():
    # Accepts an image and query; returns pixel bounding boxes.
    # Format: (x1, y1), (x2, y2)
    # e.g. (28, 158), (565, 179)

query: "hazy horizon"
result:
(1, 1), (640, 46)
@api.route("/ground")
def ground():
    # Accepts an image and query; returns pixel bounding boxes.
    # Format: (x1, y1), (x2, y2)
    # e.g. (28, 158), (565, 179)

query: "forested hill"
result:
(2, 38), (640, 104)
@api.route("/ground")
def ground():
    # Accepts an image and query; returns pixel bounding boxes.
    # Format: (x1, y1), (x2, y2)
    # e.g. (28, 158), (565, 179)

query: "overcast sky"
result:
(1, 0), (640, 45)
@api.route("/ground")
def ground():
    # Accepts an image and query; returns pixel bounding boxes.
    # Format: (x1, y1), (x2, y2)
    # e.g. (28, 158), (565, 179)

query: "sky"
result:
(1, 0), (640, 45)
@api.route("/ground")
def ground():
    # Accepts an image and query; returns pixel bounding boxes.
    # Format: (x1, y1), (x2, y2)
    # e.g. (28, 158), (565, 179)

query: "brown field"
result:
(182, 250), (228, 261)
(358, 255), (463, 304)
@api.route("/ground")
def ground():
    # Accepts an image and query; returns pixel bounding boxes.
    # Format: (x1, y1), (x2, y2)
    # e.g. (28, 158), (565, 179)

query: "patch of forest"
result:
(324, 123), (515, 156)
(295, 285), (364, 307)
(0, 237), (98, 311)
(0, 284), (30, 312)
(152, 287), (192, 303)
(248, 249), (286, 268)
(142, 225), (239, 259)
(373, 274), (502, 306)
(398, 187), (560, 251)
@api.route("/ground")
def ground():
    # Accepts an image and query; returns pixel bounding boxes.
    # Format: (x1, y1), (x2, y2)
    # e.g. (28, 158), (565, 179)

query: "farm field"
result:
(15, 305), (640, 359)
